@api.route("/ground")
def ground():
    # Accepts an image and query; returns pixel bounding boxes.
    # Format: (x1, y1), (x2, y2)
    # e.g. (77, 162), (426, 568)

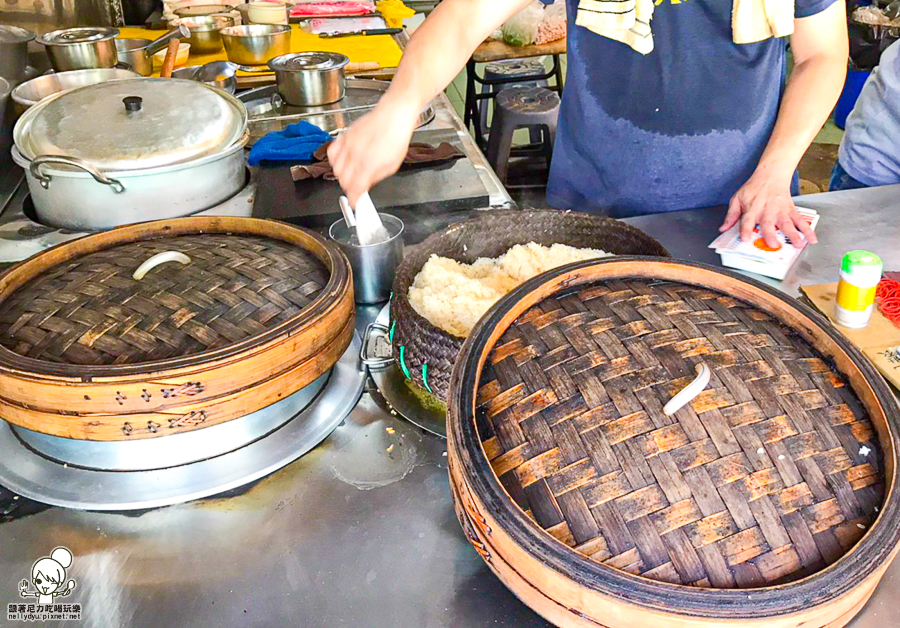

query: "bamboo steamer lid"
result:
(447, 258), (900, 628)
(0, 217), (354, 441)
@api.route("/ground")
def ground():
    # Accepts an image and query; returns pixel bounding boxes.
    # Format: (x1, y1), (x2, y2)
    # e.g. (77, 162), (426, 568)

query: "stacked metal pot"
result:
(11, 77), (249, 231)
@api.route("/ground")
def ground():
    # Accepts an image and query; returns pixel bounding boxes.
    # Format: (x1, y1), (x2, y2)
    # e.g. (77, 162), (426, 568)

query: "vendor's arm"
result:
(720, 1), (848, 248)
(329, 0), (531, 204)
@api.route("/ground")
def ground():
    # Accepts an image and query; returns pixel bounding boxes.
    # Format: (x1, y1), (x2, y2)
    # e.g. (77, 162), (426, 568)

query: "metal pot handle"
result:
(360, 322), (392, 368)
(30, 156), (126, 194)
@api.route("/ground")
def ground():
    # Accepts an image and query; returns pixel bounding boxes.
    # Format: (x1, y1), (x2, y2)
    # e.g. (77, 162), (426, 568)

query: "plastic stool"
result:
(479, 59), (549, 138)
(486, 86), (560, 184)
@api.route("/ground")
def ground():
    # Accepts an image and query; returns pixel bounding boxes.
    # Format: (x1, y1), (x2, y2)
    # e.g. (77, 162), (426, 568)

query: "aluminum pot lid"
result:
(269, 52), (349, 71)
(37, 27), (118, 45)
(18, 78), (248, 170)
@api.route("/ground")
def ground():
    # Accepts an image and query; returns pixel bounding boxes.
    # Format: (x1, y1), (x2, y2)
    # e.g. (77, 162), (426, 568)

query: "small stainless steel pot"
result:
(268, 52), (348, 106)
(37, 27), (119, 72)
(11, 68), (140, 109)
(114, 39), (153, 76)
(220, 24), (291, 66)
(115, 27), (192, 76)
(0, 26), (36, 85)
(173, 15), (235, 54)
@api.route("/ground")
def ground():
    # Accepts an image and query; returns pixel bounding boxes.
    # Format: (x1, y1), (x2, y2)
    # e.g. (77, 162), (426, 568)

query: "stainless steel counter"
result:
(1, 185), (899, 627)
(425, 93), (514, 211)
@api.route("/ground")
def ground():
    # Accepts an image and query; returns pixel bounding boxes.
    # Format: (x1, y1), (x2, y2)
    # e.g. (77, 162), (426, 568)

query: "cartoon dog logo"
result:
(19, 547), (76, 605)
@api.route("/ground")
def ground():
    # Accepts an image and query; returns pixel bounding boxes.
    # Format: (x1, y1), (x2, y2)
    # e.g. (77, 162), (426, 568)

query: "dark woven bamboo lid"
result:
(0, 217), (354, 441)
(471, 272), (885, 589)
(0, 233), (328, 366)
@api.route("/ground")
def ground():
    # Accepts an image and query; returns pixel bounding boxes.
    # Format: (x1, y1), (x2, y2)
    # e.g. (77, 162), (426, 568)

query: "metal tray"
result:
(238, 79), (435, 145)
(0, 334), (366, 510)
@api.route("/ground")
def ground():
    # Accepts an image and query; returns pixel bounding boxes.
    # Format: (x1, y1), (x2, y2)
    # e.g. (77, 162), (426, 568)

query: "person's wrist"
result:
(377, 90), (424, 127)
(751, 155), (797, 187)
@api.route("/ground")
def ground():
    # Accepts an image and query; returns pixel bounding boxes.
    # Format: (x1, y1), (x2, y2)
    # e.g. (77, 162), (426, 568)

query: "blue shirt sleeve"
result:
(796, 0), (839, 19)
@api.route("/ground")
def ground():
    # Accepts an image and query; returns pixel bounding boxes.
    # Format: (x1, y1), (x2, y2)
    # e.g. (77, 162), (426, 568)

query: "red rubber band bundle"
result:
(877, 277), (900, 326)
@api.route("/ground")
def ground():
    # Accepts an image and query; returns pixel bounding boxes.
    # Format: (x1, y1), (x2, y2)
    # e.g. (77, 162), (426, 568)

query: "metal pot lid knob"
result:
(123, 96), (143, 112)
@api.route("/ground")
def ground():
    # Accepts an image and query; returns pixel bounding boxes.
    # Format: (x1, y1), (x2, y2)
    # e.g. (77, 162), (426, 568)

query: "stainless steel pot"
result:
(37, 27), (120, 72)
(220, 24), (291, 66)
(173, 15), (235, 54)
(268, 52), (348, 106)
(12, 144), (247, 231)
(115, 39), (153, 76)
(0, 26), (36, 85)
(12, 78), (249, 231)
(11, 68), (141, 110)
(114, 27), (191, 76)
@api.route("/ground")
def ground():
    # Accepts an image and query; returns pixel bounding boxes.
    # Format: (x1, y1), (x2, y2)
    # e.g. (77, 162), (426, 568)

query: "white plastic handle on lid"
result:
(132, 251), (192, 281)
(663, 363), (711, 416)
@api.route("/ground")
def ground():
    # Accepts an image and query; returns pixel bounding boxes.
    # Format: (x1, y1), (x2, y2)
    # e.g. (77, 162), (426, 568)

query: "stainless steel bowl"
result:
(172, 65), (237, 94)
(173, 15), (235, 54)
(10, 68), (141, 109)
(268, 52), (348, 106)
(37, 27), (119, 72)
(175, 4), (235, 17)
(220, 24), (291, 66)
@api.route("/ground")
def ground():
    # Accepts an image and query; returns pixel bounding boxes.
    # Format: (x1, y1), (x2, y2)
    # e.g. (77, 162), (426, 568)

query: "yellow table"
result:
(118, 24), (403, 87)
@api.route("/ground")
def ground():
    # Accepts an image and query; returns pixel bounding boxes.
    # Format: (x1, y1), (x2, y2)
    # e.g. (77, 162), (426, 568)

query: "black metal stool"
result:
(485, 86), (560, 184)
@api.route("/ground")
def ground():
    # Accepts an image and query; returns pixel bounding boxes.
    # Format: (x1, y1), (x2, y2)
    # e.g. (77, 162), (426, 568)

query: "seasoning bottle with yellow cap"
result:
(834, 250), (883, 328)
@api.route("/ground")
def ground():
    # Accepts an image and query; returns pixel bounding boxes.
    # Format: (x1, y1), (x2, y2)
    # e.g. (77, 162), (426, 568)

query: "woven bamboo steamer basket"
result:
(0, 216), (354, 441)
(447, 257), (900, 628)
(390, 210), (669, 403)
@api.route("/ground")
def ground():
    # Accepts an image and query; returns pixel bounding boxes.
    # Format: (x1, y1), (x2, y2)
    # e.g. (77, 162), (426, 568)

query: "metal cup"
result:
(329, 214), (404, 304)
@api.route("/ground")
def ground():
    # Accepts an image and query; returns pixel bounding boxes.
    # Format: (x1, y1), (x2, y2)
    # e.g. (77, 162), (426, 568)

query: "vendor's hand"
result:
(327, 98), (420, 206)
(720, 173), (818, 249)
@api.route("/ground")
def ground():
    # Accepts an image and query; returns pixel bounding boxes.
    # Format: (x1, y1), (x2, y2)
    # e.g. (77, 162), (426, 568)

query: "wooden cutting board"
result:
(801, 282), (900, 390)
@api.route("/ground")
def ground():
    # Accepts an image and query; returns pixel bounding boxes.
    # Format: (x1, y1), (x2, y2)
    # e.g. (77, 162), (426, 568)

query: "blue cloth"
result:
(829, 160), (870, 191)
(547, 0), (837, 217)
(247, 121), (331, 166)
(839, 40), (900, 188)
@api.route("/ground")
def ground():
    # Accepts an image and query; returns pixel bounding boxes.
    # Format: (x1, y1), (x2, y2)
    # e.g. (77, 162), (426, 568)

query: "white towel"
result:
(575, 0), (796, 55)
